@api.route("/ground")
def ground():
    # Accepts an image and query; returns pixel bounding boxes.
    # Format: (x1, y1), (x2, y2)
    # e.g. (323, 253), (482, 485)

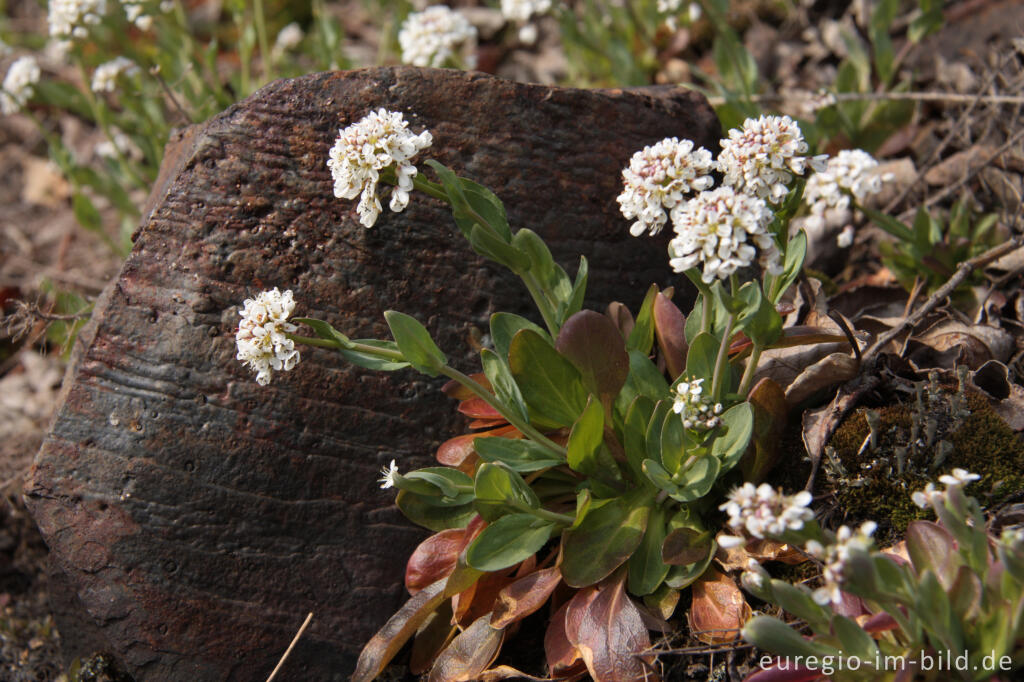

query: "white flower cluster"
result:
(803, 149), (889, 246)
(740, 558), (771, 593)
(671, 377), (723, 429)
(805, 521), (877, 605)
(95, 128), (143, 161)
(720, 482), (814, 541)
(501, 0), (552, 23)
(273, 22), (304, 54)
(235, 288), (300, 386)
(911, 468), (980, 509)
(398, 6), (477, 69)
(121, 0), (169, 30)
(668, 186), (780, 282)
(326, 108), (433, 228)
(2, 56), (41, 115)
(617, 137), (714, 237)
(48, 0), (107, 39)
(378, 459), (400, 489)
(717, 115), (826, 203)
(91, 56), (140, 93)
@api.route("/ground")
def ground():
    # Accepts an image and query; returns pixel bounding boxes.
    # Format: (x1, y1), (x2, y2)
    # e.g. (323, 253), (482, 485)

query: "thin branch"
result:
(707, 90), (1024, 107)
(265, 612), (314, 682)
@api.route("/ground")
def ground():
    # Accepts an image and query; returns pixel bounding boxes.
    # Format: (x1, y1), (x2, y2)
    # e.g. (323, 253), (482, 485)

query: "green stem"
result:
(411, 174), (448, 201)
(288, 334), (343, 350)
(76, 62), (149, 190)
(439, 365), (567, 458)
(519, 270), (561, 338)
(700, 290), (712, 335)
(512, 500), (574, 526)
(253, 0), (271, 86)
(738, 344), (763, 397)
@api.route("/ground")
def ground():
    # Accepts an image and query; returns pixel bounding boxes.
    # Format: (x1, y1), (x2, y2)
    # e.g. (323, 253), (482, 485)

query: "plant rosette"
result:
(234, 109), (883, 681)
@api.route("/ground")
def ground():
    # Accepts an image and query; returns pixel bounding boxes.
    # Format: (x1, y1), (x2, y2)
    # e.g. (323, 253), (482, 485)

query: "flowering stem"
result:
(288, 334), (343, 350)
(439, 366), (568, 458)
(253, 0), (272, 85)
(701, 291), (712, 335)
(738, 344), (763, 396)
(411, 174), (448, 202)
(512, 500), (575, 527)
(518, 271), (562, 338)
(710, 313), (735, 402)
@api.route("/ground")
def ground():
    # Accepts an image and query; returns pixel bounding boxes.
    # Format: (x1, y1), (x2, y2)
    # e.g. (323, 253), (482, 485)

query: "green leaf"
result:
(556, 310), (630, 402)
(860, 204), (915, 242)
(673, 457), (721, 502)
(769, 580), (832, 633)
(384, 311), (447, 376)
(293, 317), (348, 346)
(661, 527), (713, 566)
(338, 339), (411, 371)
(831, 614), (879, 664)
(685, 332), (720, 381)
(739, 284), (783, 348)
(473, 437), (564, 472)
(627, 284), (659, 354)
(774, 230), (807, 303)
(641, 458), (680, 498)
(559, 256), (588, 323)
(490, 312), (549, 360)
(473, 462), (540, 521)
(741, 616), (843, 660)
(623, 396), (654, 486)
(909, 0), (944, 43)
(72, 193), (104, 235)
(480, 348), (529, 424)
(664, 551), (714, 589)
(645, 401), (672, 464)
(567, 395), (604, 473)
(513, 228), (572, 301)
(396, 490), (476, 532)
(468, 223), (532, 271)
(560, 491), (652, 587)
(623, 351), (670, 402)
(508, 329), (587, 427)
(711, 402), (755, 473)
(659, 406), (687, 474)
(459, 178), (511, 241)
(465, 513), (555, 572)
(628, 505), (670, 596)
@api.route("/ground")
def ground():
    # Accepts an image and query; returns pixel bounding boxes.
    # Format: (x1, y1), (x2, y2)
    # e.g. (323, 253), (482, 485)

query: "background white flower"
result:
(668, 186), (779, 282)
(2, 56), (41, 115)
(501, 0), (552, 23)
(718, 114), (825, 203)
(805, 521), (876, 605)
(720, 482), (815, 539)
(617, 137), (714, 237)
(803, 148), (889, 244)
(326, 108), (433, 228)
(398, 6), (477, 69)
(48, 0), (107, 39)
(235, 288), (300, 386)
(91, 56), (140, 93)
(273, 22), (304, 54)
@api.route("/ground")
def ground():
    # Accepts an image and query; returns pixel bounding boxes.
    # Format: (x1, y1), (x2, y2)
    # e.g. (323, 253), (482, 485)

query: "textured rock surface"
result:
(25, 67), (719, 680)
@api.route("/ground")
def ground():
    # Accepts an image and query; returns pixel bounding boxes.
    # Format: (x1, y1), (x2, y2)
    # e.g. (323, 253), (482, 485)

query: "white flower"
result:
(671, 377), (723, 430)
(836, 224), (855, 248)
(327, 108), (433, 228)
(803, 149), (889, 246)
(740, 558), (770, 592)
(718, 115), (826, 203)
(500, 0), (552, 23)
(378, 459), (400, 489)
(273, 22), (304, 54)
(95, 128), (143, 161)
(48, 0), (107, 39)
(717, 534), (746, 549)
(657, 0), (682, 11)
(667, 186), (779, 282)
(398, 6), (477, 69)
(121, 0), (153, 29)
(720, 483), (815, 539)
(911, 482), (942, 509)
(1, 56), (41, 115)
(938, 468), (980, 487)
(235, 288), (300, 386)
(806, 521), (876, 606)
(617, 137), (715, 237)
(90, 56), (140, 93)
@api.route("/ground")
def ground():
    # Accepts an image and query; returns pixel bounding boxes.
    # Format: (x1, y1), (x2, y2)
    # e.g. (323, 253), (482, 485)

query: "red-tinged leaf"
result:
(352, 578), (449, 682)
(546, 595), (587, 676)
(653, 292), (687, 381)
(744, 662), (827, 682)
(555, 310), (630, 402)
(436, 426), (519, 467)
(459, 397), (504, 419)
(444, 373), (492, 399)
(453, 570), (515, 627)
(905, 520), (959, 590)
(565, 576), (657, 682)
(468, 418), (510, 429)
(741, 378), (788, 483)
(688, 568), (750, 645)
(606, 301), (635, 340)
(514, 553), (537, 578)
(491, 567), (563, 628)
(861, 610), (899, 634)
(407, 529), (467, 595)
(410, 601), (457, 674)
(428, 613), (505, 682)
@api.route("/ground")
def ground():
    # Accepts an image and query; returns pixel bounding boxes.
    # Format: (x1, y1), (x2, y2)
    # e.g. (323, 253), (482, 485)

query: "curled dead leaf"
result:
(784, 352), (859, 407)
(687, 568), (750, 645)
(428, 613), (505, 682)
(490, 567), (562, 629)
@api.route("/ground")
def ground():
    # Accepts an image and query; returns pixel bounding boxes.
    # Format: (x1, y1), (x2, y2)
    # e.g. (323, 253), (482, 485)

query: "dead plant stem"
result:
(265, 612), (313, 682)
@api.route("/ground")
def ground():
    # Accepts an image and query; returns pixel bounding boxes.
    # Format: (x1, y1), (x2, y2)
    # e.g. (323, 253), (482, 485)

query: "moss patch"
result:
(824, 388), (1024, 546)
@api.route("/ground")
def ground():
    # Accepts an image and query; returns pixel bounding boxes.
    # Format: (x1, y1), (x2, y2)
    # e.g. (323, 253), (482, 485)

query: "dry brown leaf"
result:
(911, 320), (1014, 368)
(565, 577), (657, 682)
(687, 568), (750, 645)
(490, 567), (562, 629)
(545, 595), (587, 676)
(20, 156), (71, 207)
(785, 352), (860, 407)
(428, 613), (505, 682)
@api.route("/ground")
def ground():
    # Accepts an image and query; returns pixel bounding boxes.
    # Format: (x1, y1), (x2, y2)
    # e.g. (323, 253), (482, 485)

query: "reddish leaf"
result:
(458, 397), (504, 419)
(453, 570), (515, 627)
(436, 425), (519, 467)
(352, 578), (449, 682)
(564, 575), (657, 682)
(468, 418), (510, 429)
(741, 378), (788, 483)
(428, 613), (505, 682)
(444, 373), (492, 400)
(906, 520), (959, 590)
(861, 610), (899, 634)
(606, 301), (635, 340)
(688, 568), (750, 645)
(491, 567), (563, 628)
(555, 310), (630, 402)
(407, 529), (467, 595)
(653, 292), (687, 380)
(661, 528), (712, 566)
(546, 595), (587, 676)
(744, 662), (827, 682)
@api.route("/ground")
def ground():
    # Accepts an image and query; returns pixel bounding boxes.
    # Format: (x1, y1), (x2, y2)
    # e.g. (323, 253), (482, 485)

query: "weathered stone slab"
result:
(25, 67), (719, 680)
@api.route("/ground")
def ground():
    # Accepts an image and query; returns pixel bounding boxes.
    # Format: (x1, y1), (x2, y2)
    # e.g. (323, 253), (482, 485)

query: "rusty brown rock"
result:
(25, 67), (719, 680)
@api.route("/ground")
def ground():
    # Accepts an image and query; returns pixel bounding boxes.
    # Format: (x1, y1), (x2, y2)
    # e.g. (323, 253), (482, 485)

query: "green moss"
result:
(824, 388), (1024, 546)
